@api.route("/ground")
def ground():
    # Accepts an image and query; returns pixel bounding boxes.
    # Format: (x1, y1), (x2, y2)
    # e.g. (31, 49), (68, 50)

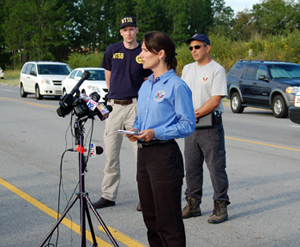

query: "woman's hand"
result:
(138, 129), (155, 142)
(125, 128), (155, 142)
(125, 128), (140, 142)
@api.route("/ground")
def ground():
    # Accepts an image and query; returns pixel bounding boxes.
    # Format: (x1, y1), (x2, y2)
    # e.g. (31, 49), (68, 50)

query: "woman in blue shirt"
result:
(125, 31), (195, 247)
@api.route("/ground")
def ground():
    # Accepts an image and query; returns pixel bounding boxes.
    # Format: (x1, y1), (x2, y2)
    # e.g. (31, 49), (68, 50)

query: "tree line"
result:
(0, 0), (300, 69)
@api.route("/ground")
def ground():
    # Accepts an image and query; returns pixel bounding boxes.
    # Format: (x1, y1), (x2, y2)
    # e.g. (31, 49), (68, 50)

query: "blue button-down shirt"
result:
(133, 69), (195, 140)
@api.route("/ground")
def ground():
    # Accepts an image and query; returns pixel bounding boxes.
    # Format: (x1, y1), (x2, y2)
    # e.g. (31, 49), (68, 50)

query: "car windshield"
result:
(38, 64), (72, 75)
(269, 64), (300, 79)
(87, 70), (105, 80)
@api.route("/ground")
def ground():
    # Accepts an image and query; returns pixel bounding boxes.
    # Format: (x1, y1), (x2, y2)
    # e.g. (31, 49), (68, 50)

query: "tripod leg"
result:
(39, 196), (79, 247)
(85, 195), (119, 247)
(84, 198), (98, 246)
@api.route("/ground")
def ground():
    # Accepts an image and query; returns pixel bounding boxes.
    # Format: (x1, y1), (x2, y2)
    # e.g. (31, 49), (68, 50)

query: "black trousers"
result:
(137, 140), (186, 247)
(184, 122), (230, 204)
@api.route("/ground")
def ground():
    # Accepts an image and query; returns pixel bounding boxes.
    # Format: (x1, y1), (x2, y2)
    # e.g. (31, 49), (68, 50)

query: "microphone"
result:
(79, 93), (112, 120)
(57, 71), (91, 117)
(88, 144), (103, 157)
(96, 146), (104, 155)
(69, 144), (103, 157)
(69, 71), (90, 96)
(96, 103), (112, 120)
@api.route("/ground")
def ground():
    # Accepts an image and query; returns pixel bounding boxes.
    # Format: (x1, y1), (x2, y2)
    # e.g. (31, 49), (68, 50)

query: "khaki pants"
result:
(101, 99), (138, 201)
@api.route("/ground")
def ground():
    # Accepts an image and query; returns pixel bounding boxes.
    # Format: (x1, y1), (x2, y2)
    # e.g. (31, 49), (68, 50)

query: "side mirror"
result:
(30, 71), (36, 76)
(258, 75), (269, 82)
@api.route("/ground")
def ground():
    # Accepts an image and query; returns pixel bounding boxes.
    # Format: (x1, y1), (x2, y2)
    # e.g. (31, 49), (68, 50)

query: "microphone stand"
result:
(39, 117), (119, 247)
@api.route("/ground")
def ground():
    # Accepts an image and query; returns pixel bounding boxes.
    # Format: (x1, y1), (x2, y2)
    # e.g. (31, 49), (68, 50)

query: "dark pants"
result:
(184, 122), (229, 204)
(137, 140), (186, 247)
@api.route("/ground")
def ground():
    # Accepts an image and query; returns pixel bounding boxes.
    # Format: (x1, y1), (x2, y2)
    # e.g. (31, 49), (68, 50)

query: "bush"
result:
(67, 52), (104, 69)
(64, 30), (300, 75)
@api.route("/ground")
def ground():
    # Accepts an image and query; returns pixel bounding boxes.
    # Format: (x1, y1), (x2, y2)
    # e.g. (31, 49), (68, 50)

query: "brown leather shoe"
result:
(92, 197), (115, 209)
(136, 202), (142, 211)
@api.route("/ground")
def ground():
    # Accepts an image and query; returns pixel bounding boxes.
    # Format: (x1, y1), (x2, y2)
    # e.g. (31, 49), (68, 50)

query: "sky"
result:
(225, 0), (262, 15)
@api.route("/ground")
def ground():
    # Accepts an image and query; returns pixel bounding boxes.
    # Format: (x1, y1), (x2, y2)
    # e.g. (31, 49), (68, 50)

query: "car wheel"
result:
(272, 95), (288, 118)
(20, 83), (27, 98)
(230, 92), (244, 113)
(35, 85), (43, 100)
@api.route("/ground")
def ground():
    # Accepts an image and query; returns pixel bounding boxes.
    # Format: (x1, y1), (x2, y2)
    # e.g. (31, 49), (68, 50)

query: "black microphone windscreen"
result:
(82, 71), (90, 80)
(89, 92), (100, 102)
(96, 146), (103, 155)
(106, 105), (113, 112)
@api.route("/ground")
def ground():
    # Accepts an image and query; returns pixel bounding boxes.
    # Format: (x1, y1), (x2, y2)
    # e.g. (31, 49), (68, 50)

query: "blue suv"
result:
(227, 60), (300, 118)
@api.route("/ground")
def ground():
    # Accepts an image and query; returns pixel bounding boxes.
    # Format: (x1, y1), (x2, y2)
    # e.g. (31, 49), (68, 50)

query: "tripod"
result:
(39, 117), (119, 247)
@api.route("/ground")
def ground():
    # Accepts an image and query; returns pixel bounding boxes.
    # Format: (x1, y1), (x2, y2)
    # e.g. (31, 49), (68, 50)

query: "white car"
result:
(61, 67), (108, 102)
(20, 61), (72, 99)
(0, 67), (4, 79)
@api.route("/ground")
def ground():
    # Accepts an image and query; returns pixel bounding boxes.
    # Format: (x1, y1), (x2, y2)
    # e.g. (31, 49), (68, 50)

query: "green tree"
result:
(3, 0), (71, 67)
(187, 0), (213, 35)
(209, 0), (235, 38)
(135, 0), (166, 42)
(232, 9), (255, 41)
(252, 0), (294, 35)
(0, 0), (10, 68)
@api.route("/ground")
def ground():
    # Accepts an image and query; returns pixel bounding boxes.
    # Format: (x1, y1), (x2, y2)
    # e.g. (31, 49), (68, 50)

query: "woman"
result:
(125, 31), (195, 247)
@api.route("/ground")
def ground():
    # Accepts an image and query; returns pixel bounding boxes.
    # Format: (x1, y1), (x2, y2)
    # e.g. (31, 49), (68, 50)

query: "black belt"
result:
(137, 139), (175, 148)
(108, 99), (133, 106)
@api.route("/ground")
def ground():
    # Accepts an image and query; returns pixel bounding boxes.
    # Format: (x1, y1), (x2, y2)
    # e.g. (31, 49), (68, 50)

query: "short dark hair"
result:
(143, 31), (177, 71)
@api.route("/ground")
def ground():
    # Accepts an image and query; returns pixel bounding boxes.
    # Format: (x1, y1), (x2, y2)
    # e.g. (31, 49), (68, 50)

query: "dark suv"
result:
(227, 60), (300, 118)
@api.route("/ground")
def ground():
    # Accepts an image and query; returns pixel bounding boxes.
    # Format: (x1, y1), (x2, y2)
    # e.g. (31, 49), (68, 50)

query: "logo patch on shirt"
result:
(136, 55), (142, 64)
(154, 90), (166, 102)
(202, 76), (209, 82)
(113, 53), (124, 59)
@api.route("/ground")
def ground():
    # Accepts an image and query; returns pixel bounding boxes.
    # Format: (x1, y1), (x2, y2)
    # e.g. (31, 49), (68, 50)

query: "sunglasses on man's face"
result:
(189, 45), (204, 51)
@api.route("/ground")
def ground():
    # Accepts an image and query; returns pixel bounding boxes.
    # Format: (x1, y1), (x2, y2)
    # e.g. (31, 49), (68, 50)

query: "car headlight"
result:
(286, 86), (300, 94)
(87, 85), (100, 93)
(41, 79), (51, 84)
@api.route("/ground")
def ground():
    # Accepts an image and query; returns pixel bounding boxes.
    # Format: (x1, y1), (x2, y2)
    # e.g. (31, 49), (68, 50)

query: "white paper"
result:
(118, 130), (140, 135)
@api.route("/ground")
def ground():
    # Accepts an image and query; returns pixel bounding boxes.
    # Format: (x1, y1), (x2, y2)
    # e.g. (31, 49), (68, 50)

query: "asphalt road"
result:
(1, 84), (300, 247)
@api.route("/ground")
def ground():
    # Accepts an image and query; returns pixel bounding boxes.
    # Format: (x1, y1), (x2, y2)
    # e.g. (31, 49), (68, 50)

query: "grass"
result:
(0, 70), (20, 86)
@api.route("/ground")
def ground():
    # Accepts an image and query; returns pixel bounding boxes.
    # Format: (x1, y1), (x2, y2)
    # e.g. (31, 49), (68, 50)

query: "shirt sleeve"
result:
(212, 66), (228, 97)
(101, 45), (113, 71)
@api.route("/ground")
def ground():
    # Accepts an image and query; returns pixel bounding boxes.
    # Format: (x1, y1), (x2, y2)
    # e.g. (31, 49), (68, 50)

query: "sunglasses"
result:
(189, 45), (204, 51)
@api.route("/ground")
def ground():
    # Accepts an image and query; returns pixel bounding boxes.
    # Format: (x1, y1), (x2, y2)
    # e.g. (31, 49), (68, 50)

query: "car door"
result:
(23, 63), (36, 93)
(240, 63), (258, 103)
(250, 65), (271, 105)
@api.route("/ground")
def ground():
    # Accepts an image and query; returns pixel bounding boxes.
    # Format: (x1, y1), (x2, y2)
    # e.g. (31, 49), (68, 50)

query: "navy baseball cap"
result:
(186, 33), (210, 46)
(120, 16), (137, 29)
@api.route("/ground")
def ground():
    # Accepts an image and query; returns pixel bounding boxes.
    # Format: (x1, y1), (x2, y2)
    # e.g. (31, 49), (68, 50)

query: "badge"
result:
(154, 90), (166, 102)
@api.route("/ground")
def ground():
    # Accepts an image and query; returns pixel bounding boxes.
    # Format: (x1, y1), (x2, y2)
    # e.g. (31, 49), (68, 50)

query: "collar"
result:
(148, 69), (175, 84)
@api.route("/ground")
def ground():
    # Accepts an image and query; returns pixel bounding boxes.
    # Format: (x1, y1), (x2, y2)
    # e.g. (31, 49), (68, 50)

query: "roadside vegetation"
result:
(2, 0), (300, 72)
(2, 29), (300, 87)
(0, 70), (19, 86)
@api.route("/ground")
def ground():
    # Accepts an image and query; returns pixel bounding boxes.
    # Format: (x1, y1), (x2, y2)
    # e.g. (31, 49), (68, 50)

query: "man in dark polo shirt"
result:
(92, 16), (151, 210)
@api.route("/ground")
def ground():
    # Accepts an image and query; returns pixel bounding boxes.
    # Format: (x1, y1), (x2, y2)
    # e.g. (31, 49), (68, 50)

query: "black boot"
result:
(92, 197), (115, 209)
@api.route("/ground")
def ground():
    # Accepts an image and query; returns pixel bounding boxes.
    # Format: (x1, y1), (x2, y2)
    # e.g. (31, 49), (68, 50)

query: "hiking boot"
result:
(182, 197), (201, 219)
(207, 200), (228, 224)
